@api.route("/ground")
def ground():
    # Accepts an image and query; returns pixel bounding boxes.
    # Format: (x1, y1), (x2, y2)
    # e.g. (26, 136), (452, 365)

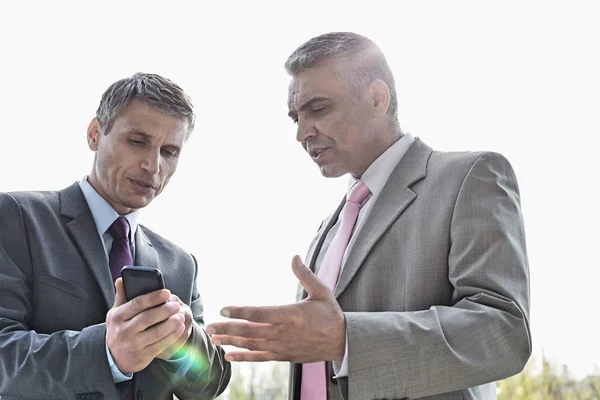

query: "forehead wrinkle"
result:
(288, 79), (300, 113)
(121, 123), (158, 141)
(289, 80), (322, 109)
(287, 79), (294, 102)
(287, 70), (337, 115)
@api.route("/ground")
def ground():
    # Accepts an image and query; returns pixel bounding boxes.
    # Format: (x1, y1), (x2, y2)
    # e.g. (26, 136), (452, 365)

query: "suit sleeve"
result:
(0, 192), (118, 399)
(344, 152), (532, 399)
(147, 253), (231, 399)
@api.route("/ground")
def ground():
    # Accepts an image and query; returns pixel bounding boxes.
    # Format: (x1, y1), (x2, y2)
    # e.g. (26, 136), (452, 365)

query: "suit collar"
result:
(60, 182), (91, 219)
(333, 138), (432, 297)
(60, 183), (116, 308)
(390, 137), (431, 188)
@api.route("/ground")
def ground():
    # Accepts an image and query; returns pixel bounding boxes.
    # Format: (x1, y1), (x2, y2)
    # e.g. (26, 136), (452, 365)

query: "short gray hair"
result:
(284, 32), (400, 129)
(96, 72), (195, 138)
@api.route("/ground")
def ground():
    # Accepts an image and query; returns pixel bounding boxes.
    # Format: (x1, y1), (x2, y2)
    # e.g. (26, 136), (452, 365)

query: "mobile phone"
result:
(121, 266), (165, 301)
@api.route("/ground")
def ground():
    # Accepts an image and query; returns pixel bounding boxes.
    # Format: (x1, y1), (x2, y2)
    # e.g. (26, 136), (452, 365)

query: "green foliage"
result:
(497, 356), (600, 400)
(217, 362), (288, 400)
(205, 356), (600, 399)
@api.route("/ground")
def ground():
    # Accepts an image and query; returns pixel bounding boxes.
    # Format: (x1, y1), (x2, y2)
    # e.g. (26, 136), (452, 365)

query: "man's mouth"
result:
(130, 178), (155, 190)
(310, 147), (327, 160)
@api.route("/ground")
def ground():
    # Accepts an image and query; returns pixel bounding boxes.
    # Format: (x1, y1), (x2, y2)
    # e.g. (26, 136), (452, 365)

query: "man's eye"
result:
(312, 107), (325, 115)
(129, 139), (144, 145)
(161, 149), (178, 157)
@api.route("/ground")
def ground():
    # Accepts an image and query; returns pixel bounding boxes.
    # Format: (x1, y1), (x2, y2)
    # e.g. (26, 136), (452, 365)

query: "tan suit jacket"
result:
(290, 138), (531, 400)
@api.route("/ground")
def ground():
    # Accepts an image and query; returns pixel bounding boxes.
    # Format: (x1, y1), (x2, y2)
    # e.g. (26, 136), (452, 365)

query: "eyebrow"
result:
(129, 131), (152, 140)
(129, 131), (182, 153)
(288, 96), (329, 118)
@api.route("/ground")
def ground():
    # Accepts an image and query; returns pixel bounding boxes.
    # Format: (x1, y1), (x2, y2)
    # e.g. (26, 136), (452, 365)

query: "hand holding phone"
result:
(107, 266), (182, 373)
(121, 266), (165, 301)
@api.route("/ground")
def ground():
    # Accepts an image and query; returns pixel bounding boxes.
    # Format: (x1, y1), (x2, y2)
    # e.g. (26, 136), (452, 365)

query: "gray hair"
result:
(284, 32), (400, 131)
(96, 72), (195, 138)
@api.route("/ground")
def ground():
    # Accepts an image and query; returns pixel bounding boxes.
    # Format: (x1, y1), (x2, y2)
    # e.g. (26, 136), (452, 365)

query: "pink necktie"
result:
(301, 180), (371, 400)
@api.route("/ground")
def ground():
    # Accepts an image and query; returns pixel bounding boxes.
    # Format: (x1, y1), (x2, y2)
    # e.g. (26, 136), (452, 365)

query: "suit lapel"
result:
(334, 138), (432, 297)
(307, 203), (344, 273)
(60, 183), (115, 309)
(297, 205), (344, 300)
(134, 227), (159, 270)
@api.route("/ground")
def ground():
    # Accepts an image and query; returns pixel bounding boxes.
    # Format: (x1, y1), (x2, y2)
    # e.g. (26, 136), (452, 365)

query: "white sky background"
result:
(1, 1), (599, 380)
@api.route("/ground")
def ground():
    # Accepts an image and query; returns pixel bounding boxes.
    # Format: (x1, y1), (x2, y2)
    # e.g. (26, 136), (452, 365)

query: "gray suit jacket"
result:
(289, 139), (531, 400)
(0, 183), (230, 400)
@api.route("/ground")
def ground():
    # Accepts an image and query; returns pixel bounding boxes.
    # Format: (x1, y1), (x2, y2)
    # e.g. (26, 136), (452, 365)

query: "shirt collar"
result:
(78, 176), (140, 242)
(348, 133), (415, 198)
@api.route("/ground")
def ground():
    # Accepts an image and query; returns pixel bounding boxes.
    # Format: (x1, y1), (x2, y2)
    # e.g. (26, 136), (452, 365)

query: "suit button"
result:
(136, 390), (143, 400)
(329, 374), (338, 384)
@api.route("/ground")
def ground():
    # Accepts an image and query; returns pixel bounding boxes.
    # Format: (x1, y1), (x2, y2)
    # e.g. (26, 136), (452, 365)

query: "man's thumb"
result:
(291, 255), (329, 298)
(113, 277), (127, 307)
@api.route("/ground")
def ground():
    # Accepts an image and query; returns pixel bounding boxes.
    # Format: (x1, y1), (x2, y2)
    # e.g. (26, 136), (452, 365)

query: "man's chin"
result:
(319, 165), (346, 179)
(123, 196), (154, 211)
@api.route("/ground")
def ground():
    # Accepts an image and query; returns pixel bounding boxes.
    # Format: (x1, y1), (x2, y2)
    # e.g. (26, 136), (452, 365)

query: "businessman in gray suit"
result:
(206, 32), (531, 399)
(0, 73), (230, 399)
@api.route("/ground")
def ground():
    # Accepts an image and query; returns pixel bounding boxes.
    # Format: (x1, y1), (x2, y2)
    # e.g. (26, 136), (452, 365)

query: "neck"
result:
(352, 129), (403, 179)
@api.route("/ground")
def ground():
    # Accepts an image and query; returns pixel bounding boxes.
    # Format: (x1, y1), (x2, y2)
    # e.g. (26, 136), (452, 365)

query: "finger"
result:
(120, 289), (172, 321)
(146, 321), (186, 357)
(177, 302), (192, 316)
(179, 304), (193, 324)
(140, 312), (186, 349)
(130, 301), (182, 332)
(210, 334), (270, 350)
(113, 278), (127, 307)
(218, 304), (293, 324)
(206, 320), (274, 339)
(291, 255), (329, 298)
(224, 350), (279, 362)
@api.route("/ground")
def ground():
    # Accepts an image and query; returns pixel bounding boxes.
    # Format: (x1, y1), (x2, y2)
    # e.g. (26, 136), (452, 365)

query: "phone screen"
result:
(121, 266), (165, 301)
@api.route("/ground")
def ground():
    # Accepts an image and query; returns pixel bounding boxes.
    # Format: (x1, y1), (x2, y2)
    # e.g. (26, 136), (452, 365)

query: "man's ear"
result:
(87, 118), (100, 151)
(370, 79), (390, 118)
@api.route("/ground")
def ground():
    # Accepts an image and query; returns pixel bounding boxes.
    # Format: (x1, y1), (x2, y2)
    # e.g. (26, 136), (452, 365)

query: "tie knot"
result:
(347, 181), (371, 205)
(108, 216), (130, 240)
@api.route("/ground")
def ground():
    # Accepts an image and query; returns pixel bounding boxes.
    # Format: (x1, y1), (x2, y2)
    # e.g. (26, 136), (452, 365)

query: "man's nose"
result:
(141, 149), (160, 174)
(296, 119), (316, 142)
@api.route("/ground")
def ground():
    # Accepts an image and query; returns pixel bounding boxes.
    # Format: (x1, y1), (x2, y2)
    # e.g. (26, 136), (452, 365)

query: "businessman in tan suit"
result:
(0, 73), (230, 399)
(206, 32), (531, 399)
